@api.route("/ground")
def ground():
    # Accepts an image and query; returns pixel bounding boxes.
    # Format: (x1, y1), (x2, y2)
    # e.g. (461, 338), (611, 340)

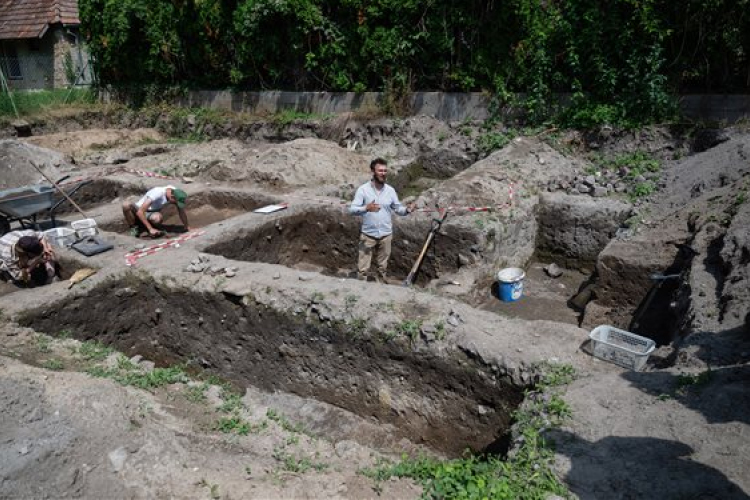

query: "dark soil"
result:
(20, 277), (524, 458)
(205, 207), (481, 286)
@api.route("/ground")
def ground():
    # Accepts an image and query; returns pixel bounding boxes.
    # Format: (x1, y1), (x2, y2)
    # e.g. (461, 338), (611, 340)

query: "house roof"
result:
(0, 0), (80, 40)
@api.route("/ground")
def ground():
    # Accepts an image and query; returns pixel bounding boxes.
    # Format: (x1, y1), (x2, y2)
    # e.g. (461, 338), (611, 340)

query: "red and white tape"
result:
(125, 230), (206, 266)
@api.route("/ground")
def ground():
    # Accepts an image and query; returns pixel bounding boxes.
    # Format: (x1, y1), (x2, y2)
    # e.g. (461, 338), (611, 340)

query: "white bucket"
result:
(496, 267), (526, 302)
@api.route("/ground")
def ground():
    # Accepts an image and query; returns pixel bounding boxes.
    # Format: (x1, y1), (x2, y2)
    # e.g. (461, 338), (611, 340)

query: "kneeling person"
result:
(122, 186), (189, 238)
(0, 230), (58, 286)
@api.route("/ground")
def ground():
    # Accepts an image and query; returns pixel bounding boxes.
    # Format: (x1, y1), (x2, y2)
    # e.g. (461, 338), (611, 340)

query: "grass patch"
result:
(42, 358), (64, 371)
(0, 89), (98, 118)
(34, 334), (52, 353)
(676, 369), (713, 393)
(266, 408), (308, 435)
(77, 340), (113, 361)
(87, 361), (188, 390)
(185, 383), (209, 404)
(272, 447), (329, 473)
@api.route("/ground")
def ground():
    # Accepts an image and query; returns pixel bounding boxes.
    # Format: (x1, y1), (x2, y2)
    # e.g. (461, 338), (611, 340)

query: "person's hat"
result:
(172, 188), (187, 208)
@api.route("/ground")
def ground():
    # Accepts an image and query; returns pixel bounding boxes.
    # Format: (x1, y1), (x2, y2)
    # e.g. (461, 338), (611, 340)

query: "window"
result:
(0, 44), (22, 80)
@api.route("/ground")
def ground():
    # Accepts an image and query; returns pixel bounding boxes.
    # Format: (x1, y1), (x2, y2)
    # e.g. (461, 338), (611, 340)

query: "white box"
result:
(589, 325), (656, 371)
(71, 218), (98, 238)
(44, 227), (77, 247)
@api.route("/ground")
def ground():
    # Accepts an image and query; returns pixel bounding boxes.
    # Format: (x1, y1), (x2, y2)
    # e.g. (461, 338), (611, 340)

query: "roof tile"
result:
(0, 0), (80, 40)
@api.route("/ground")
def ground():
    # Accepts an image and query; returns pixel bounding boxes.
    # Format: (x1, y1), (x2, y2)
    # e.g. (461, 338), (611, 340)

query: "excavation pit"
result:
(205, 207), (481, 285)
(0, 257), (94, 298)
(59, 178), (144, 212)
(101, 191), (278, 234)
(20, 277), (524, 457)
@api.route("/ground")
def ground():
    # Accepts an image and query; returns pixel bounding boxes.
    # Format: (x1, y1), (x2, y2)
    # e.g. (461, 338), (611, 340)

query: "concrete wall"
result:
(176, 90), (750, 123)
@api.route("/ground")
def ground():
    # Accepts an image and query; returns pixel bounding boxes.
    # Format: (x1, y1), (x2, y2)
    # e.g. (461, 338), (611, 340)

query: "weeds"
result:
(272, 447), (328, 474)
(477, 130), (516, 154)
(77, 340), (113, 361)
(676, 369), (713, 393)
(361, 365), (574, 498)
(395, 319), (423, 344)
(347, 317), (368, 338)
(197, 479), (221, 500)
(266, 408), (308, 435)
(42, 358), (64, 371)
(218, 388), (244, 413)
(536, 362), (576, 388)
(185, 383), (209, 404)
(87, 363), (188, 390)
(35, 335), (52, 353)
(433, 321), (446, 341)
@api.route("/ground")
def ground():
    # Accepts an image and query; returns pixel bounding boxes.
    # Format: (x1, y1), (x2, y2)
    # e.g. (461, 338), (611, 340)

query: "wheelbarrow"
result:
(0, 176), (92, 235)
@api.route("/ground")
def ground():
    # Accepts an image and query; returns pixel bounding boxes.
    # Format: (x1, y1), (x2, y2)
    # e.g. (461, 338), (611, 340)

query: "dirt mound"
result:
(0, 140), (65, 189)
(200, 137), (367, 188)
(23, 128), (164, 158)
(416, 136), (588, 209)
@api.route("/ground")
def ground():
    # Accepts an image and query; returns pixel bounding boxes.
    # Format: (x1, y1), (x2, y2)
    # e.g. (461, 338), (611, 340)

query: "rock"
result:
(198, 254), (210, 263)
(108, 447), (128, 472)
(191, 258), (200, 265)
(420, 325), (437, 342)
(130, 355), (143, 364)
(584, 175), (596, 186)
(592, 186), (608, 197)
(299, 275), (311, 282)
(140, 361), (155, 373)
(114, 287), (136, 298)
(19, 445), (30, 455)
(576, 183), (591, 194)
(273, 273), (281, 280)
(457, 254), (471, 268)
(544, 263), (563, 278)
(225, 270), (236, 278)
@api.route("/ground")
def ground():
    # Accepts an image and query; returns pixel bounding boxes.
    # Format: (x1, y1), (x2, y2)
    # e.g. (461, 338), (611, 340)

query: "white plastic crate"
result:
(44, 227), (77, 247)
(71, 218), (98, 238)
(589, 325), (656, 371)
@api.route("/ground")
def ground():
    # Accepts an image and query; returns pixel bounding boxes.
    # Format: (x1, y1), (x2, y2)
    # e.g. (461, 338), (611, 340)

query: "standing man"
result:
(122, 186), (189, 238)
(349, 158), (415, 282)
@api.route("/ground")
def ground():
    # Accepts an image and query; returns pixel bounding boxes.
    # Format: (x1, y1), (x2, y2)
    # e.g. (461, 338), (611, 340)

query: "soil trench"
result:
(100, 190), (278, 234)
(205, 207), (481, 285)
(20, 277), (524, 457)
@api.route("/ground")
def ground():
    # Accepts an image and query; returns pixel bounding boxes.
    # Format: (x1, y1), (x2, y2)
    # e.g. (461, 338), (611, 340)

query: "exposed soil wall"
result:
(205, 207), (482, 285)
(20, 277), (524, 457)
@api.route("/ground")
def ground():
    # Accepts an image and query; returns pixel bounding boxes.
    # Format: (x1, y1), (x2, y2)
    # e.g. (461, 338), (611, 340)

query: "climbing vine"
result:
(79, 0), (750, 126)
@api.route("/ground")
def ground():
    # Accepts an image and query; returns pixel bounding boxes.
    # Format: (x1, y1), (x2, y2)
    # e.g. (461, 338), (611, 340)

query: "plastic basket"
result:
(44, 227), (77, 248)
(71, 218), (98, 238)
(588, 325), (656, 371)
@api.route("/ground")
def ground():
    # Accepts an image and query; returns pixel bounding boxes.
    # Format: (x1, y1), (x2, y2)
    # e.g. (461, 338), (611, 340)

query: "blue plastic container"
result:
(497, 267), (525, 302)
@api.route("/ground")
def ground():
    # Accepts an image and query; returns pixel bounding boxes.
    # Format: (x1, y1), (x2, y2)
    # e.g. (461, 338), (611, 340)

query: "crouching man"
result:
(0, 230), (59, 286)
(349, 158), (415, 282)
(122, 186), (189, 238)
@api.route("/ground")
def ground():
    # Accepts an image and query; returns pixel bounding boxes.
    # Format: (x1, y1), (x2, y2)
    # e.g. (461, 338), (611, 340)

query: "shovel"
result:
(67, 268), (97, 289)
(404, 209), (449, 287)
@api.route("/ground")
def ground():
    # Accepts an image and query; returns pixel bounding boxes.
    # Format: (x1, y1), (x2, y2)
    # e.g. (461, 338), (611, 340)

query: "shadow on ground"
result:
(550, 430), (749, 500)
